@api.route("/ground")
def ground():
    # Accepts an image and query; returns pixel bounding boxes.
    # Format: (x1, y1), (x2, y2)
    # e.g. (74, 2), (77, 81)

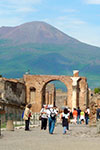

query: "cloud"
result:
(85, 0), (100, 4)
(0, 17), (23, 27)
(0, 0), (42, 13)
(0, 0), (42, 5)
(57, 16), (86, 25)
(16, 8), (38, 13)
(63, 9), (77, 13)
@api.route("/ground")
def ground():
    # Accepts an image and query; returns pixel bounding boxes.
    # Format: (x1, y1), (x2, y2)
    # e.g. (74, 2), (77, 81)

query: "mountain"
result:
(0, 21), (100, 89)
(0, 21), (79, 44)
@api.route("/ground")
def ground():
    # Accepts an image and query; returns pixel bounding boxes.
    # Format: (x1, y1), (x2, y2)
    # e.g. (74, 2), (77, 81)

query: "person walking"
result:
(84, 108), (89, 125)
(80, 110), (85, 124)
(73, 108), (78, 124)
(77, 107), (81, 124)
(40, 105), (48, 130)
(96, 105), (100, 121)
(47, 105), (57, 134)
(61, 108), (70, 134)
(23, 104), (32, 131)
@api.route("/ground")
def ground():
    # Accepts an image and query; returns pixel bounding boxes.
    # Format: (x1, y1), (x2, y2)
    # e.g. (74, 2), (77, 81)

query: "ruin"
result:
(89, 93), (100, 126)
(0, 77), (26, 116)
(0, 70), (89, 113)
(23, 70), (89, 112)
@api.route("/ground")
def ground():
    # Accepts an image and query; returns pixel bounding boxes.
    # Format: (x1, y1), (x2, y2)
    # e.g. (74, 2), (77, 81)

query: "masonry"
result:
(24, 70), (89, 112)
(0, 77), (26, 116)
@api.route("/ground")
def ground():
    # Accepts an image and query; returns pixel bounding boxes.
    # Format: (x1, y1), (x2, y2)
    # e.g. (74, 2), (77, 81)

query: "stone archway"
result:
(23, 70), (88, 112)
(41, 79), (68, 108)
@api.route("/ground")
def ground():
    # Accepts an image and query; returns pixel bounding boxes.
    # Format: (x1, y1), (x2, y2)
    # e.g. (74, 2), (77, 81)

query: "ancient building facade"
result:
(56, 89), (67, 108)
(24, 70), (89, 112)
(0, 78), (26, 116)
(45, 83), (56, 106)
(89, 93), (100, 126)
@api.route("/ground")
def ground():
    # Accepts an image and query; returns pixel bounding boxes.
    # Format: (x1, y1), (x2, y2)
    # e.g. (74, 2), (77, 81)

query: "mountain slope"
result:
(0, 21), (100, 89)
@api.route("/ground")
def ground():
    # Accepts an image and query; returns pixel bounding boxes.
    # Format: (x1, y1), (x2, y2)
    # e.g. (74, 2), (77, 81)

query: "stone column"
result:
(71, 77), (80, 109)
(50, 94), (52, 105)
(48, 92), (51, 105)
(51, 91), (54, 105)
(46, 92), (49, 105)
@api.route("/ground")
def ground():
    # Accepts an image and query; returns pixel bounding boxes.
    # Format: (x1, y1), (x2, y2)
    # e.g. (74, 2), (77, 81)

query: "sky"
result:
(0, 0), (100, 47)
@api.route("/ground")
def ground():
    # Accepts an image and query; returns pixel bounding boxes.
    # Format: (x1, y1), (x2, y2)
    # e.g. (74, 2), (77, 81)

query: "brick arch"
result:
(41, 79), (68, 107)
(41, 79), (68, 92)
(23, 73), (88, 112)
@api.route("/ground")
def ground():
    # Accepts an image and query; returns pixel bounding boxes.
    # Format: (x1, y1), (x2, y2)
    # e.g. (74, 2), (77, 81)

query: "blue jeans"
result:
(85, 117), (89, 125)
(63, 126), (67, 134)
(77, 115), (80, 124)
(48, 117), (56, 134)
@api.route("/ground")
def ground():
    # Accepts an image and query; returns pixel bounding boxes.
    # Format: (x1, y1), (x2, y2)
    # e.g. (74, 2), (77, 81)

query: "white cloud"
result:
(0, 0), (42, 5)
(0, 17), (23, 27)
(85, 0), (100, 4)
(0, 0), (42, 13)
(63, 9), (77, 13)
(16, 8), (38, 13)
(57, 16), (86, 25)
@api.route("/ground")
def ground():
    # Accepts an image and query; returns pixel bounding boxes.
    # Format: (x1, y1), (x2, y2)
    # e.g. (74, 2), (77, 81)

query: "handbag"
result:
(39, 115), (42, 120)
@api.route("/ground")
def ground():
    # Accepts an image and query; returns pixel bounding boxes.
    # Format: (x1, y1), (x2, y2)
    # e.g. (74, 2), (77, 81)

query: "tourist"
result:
(23, 104), (32, 131)
(73, 108), (78, 124)
(87, 107), (90, 115)
(61, 108), (70, 134)
(77, 107), (81, 124)
(96, 105), (100, 121)
(84, 108), (89, 125)
(80, 110), (85, 124)
(47, 105), (58, 134)
(40, 105), (48, 130)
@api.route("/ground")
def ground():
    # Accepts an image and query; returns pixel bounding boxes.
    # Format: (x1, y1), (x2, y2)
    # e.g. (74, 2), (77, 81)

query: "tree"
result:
(94, 87), (100, 94)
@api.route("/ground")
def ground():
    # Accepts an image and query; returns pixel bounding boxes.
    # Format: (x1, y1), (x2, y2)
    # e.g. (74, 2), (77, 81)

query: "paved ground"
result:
(0, 124), (100, 150)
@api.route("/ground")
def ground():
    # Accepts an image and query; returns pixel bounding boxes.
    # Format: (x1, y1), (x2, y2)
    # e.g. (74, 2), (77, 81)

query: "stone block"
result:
(6, 120), (14, 131)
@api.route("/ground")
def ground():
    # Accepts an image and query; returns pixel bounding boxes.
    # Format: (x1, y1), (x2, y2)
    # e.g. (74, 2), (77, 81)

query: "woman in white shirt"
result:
(61, 108), (70, 134)
(40, 105), (48, 130)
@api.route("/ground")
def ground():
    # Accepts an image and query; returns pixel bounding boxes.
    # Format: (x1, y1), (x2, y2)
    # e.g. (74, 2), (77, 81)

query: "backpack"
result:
(22, 111), (24, 119)
(50, 109), (56, 119)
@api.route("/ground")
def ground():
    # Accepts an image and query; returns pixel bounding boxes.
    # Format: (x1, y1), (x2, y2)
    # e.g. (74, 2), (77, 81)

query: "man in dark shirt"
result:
(77, 107), (81, 124)
(97, 106), (100, 120)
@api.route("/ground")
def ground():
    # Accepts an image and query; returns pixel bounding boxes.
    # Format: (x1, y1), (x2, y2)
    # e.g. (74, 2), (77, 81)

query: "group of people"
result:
(23, 104), (91, 134)
(40, 105), (71, 134)
(72, 107), (90, 125)
(40, 105), (58, 134)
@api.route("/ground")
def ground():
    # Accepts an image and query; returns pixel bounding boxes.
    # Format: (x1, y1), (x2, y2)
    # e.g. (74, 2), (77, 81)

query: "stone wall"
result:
(4, 80), (26, 105)
(89, 93), (100, 126)
(56, 89), (67, 108)
(0, 78), (26, 116)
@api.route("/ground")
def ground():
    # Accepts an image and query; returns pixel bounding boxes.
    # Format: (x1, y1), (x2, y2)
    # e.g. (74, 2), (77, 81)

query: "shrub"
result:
(94, 87), (100, 94)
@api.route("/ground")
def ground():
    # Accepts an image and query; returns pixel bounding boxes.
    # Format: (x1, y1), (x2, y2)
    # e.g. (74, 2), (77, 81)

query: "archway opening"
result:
(42, 80), (68, 109)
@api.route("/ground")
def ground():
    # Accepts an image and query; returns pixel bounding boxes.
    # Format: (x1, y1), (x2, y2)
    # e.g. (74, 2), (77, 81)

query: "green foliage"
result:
(1, 40), (100, 89)
(0, 74), (2, 78)
(94, 87), (100, 94)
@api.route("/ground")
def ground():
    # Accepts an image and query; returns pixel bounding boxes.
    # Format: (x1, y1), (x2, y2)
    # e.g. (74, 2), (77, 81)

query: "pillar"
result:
(46, 92), (49, 105)
(71, 76), (80, 109)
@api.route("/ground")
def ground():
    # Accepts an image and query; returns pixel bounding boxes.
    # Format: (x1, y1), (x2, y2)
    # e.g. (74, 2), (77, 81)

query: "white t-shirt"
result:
(40, 108), (48, 119)
(62, 112), (69, 119)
